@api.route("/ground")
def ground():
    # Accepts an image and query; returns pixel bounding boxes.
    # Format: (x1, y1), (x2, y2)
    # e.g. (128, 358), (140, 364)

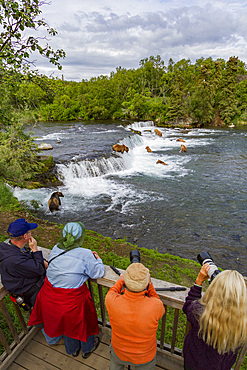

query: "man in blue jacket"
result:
(0, 218), (47, 308)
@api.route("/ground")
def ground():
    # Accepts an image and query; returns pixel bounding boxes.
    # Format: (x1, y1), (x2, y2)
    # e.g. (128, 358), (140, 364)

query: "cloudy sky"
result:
(35, 0), (247, 81)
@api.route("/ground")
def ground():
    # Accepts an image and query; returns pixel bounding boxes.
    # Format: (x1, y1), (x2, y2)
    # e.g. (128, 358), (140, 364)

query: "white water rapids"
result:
(13, 120), (247, 274)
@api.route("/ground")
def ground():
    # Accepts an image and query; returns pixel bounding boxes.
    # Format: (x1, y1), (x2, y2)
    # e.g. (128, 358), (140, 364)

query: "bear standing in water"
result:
(48, 191), (64, 212)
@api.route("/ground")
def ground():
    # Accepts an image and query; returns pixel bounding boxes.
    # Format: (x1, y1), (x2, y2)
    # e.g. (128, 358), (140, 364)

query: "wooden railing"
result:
(0, 247), (246, 370)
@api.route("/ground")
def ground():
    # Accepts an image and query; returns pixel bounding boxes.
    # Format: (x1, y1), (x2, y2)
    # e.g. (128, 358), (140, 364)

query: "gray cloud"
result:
(34, 1), (247, 81)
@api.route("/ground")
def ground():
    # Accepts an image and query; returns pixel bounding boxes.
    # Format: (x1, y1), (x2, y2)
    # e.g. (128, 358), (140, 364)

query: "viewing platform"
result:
(0, 247), (246, 370)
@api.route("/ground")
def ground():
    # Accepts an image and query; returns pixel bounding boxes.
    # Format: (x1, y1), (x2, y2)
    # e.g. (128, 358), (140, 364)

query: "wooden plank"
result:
(7, 362), (26, 370)
(24, 338), (94, 369)
(98, 284), (106, 326)
(12, 302), (28, 335)
(14, 350), (59, 370)
(78, 352), (112, 369)
(25, 330), (176, 370)
(159, 306), (167, 349)
(37, 247), (51, 262)
(89, 341), (110, 360)
(0, 327), (11, 356)
(156, 347), (184, 370)
(32, 330), (111, 368)
(0, 286), (8, 301)
(0, 327), (38, 370)
(33, 329), (111, 361)
(171, 309), (179, 353)
(8, 327), (243, 370)
(33, 330), (173, 369)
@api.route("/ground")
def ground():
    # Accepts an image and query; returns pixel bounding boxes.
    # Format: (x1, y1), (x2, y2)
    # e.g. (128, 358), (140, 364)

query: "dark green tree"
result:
(190, 58), (216, 125)
(217, 56), (240, 124)
(166, 59), (192, 123)
(138, 55), (165, 98)
(236, 78), (247, 122)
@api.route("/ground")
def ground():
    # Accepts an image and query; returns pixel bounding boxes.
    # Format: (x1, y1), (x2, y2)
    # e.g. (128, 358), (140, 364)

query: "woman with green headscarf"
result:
(29, 221), (105, 359)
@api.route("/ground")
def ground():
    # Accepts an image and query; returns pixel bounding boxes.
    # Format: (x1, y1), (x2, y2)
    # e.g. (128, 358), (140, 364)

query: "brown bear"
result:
(154, 129), (162, 137)
(112, 144), (129, 154)
(156, 160), (167, 165)
(180, 144), (187, 152)
(145, 146), (152, 153)
(48, 191), (64, 212)
(176, 138), (185, 142)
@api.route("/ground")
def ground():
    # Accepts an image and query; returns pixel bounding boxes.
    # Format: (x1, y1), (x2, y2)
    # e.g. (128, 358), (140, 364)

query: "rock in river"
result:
(38, 143), (53, 150)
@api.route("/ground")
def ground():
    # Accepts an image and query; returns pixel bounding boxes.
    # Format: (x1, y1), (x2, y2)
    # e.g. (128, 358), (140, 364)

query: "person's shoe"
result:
(82, 337), (100, 359)
(72, 348), (80, 357)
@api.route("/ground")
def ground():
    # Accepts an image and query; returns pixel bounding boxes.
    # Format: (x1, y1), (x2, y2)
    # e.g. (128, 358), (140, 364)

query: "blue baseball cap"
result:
(7, 218), (38, 237)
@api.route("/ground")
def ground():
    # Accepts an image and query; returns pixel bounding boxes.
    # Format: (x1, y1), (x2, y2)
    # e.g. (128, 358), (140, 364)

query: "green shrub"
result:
(0, 181), (21, 211)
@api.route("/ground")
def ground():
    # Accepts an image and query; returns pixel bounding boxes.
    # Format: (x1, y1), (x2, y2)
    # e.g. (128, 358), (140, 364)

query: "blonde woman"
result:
(183, 264), (247, 370)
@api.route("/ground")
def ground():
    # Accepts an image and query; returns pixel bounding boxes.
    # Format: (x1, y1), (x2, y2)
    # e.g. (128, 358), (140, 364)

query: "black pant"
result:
(24, 275), (45, 307)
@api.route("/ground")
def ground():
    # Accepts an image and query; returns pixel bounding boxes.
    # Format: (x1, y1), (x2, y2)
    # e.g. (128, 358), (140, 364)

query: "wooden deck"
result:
(7, 330), (165, 370)
(1, 248), (246, 369)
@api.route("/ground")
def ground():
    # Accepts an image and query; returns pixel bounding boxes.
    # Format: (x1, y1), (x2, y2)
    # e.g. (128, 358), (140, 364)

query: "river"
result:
(13, 120), (247, 274)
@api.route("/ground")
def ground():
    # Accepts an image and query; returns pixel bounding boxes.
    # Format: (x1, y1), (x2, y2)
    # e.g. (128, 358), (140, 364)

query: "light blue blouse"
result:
(46, 245), (105, 288)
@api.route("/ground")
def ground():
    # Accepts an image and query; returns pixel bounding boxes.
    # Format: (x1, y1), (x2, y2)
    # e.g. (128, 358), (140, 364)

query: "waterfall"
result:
(121, 134), (143, 149)
(126, 121), (155, 129)
(56, 156), (129, 180)
(56, 133), (144, 182)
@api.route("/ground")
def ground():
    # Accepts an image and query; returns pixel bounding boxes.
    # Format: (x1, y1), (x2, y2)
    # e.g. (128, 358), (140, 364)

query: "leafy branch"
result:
(0, 0), (65, 71)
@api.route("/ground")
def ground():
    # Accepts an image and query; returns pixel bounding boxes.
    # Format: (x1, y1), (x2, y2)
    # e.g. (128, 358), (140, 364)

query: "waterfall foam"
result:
(57, 156), (128, 179)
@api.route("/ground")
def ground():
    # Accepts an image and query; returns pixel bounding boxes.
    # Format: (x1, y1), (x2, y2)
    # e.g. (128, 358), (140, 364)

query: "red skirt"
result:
(28, 277), (99, 341)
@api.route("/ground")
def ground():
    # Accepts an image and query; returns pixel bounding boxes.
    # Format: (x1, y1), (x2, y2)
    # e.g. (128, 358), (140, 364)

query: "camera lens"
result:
(197, 251), (212, 265)
(130, 250), (140, 264)
(197, 251), (221, 282)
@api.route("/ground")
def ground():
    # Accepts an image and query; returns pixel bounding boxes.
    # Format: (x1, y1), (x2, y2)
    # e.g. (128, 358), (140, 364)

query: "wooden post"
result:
(98, 284), (106, 327)
(159, 305), (167, 349)
(171, 309), (179, 353)
(0, 300), (20, 344)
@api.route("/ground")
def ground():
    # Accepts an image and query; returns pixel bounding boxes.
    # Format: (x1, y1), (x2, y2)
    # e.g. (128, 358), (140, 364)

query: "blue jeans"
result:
(41, 328), (94, 355)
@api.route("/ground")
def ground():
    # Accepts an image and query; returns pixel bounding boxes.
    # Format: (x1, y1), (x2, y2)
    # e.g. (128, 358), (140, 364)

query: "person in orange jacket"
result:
(105, 262), (165, 370)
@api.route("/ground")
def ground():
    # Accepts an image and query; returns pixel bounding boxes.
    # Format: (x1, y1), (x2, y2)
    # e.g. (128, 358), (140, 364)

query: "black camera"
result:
(197, 251), (221, 282)
(130, 250), (140, 264)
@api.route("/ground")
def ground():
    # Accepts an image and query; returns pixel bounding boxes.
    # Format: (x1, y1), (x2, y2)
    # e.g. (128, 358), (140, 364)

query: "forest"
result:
(5, 55), (247, 127)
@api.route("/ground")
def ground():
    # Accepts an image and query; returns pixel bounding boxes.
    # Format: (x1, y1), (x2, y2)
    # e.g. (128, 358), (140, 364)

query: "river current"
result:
(13, 120), (247, 274)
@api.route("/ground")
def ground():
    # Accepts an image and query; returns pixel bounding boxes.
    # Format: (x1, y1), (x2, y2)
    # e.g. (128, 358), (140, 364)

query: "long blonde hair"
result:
(199, 270), (247, 354)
